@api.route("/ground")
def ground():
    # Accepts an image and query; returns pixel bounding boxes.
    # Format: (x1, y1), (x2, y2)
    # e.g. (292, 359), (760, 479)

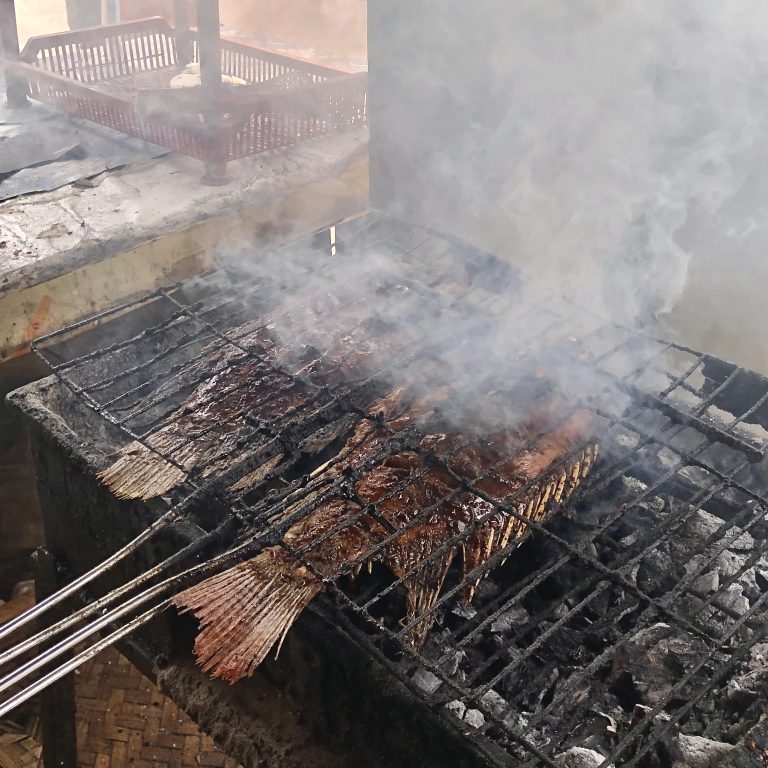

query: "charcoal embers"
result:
(611, 623), (707, 708)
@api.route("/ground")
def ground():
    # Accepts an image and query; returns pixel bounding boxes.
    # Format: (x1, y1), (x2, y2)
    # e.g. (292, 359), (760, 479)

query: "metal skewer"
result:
(0, 515), (236, 670)
(0, 509), (178, 645)
(0, 600), (171, 720)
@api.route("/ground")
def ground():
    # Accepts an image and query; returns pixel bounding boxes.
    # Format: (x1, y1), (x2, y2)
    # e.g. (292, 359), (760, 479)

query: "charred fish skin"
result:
(173, 386), (598, 682)
(96, 310), (416, 502)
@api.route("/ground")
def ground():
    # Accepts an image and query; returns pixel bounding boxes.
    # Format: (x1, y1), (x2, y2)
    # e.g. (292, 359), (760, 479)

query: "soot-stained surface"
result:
(0, 358), (379, 768)
(0, 355), (46, 562)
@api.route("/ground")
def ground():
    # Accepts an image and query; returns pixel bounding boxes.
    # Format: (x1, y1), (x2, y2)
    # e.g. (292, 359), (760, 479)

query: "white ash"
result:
(723, 640), (768, 701)
(748, 642), (768, 669)
(479, 689), (508, 719)
(657, 448), (681, 472)
(619, 475), (649, 498)
(719, 583), (750, 616)
(411, 667), (442, 695)
(682, 509), (756, 552)
(696, 550), (751, 585)
(691, 570), (720, 594)
(669, 734), (736, 768)
(684, 549), (759, 622)
(490, 605), (530, 634)
(555, 746), (614, 768)
(678, 465), (719, 490)
(502, 709), (528, 735)
(451, 602), (477, 620)
(620, 530), (640, 548)
(463, 709), (485, 729)
(444, 699), (466, 719)
(615, 432), (641, 451)
(500, 710), (552, 753)
(641, 496), (667, 515)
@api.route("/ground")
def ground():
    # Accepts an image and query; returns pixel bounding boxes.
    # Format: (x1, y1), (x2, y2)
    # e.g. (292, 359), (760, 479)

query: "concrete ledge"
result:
(0, 127), (369, 361)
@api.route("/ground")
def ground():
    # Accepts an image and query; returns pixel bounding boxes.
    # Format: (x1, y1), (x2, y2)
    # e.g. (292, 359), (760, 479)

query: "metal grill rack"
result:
(28, 213), (768, 767)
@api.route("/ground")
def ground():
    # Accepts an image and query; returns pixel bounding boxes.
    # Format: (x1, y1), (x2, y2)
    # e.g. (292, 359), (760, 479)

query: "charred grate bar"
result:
(23, 213), (768, 768)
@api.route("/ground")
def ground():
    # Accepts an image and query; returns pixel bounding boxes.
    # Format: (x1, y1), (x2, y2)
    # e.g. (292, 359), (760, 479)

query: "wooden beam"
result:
(35, 548), (78, 768)
(196, 0), (229, 185)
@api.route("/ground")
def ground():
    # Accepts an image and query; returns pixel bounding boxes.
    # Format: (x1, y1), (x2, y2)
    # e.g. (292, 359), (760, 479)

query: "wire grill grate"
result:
(31, 214), (768, 767)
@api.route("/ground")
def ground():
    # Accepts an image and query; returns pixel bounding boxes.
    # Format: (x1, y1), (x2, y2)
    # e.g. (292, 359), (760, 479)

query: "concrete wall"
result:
(220, 0), (366, 61)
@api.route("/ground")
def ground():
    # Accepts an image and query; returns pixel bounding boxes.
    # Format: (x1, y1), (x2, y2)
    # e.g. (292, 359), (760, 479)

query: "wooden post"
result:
(34, 548), (78, 768)
(101, 0), (120, 24)
(173, 0), (192, 65)
(196, 0), (229, 185)
(0, 0), (28, 108)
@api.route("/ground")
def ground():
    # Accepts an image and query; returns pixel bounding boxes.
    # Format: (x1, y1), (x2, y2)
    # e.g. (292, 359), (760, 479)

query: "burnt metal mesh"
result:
(31, 213), (768, 768)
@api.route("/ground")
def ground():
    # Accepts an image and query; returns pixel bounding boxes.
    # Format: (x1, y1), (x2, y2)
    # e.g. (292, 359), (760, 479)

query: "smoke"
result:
(211, 215), (638, 442)
(369, 0), (768, 344)
(209, 0), (768, 438)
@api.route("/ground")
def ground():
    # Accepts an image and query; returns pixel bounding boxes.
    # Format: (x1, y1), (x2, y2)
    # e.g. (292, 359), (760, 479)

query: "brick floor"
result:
(73, 648), (240, 768)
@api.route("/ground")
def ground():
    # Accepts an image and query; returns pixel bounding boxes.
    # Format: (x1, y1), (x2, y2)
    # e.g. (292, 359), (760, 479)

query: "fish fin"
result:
(96, 441), (190, 500)
(460, 523), (496, 604)
(172, 547), (323, 683)
(400, 547), (456, 650)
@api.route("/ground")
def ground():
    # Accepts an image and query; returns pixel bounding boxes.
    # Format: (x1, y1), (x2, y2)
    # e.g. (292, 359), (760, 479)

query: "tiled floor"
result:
(75, 648), (240, 768)
(0, 645), (240, 767)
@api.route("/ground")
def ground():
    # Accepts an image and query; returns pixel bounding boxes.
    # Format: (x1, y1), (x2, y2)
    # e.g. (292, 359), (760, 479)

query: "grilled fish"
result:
(173, 384), (598, 682)
(97, 290), (416, 500)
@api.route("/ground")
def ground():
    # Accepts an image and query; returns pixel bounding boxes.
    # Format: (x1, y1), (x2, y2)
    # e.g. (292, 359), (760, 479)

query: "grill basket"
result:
(5, 18), (367, 179)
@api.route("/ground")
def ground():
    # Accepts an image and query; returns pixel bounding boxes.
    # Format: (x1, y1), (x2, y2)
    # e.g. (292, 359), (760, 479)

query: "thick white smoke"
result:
(371, 0), (768, 359)
(500, 1), (768, 326)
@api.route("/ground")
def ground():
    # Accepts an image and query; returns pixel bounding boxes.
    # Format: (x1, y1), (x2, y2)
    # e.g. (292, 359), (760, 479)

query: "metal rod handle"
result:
(0, 601), (170, 720)
(0, 510), (176, 644)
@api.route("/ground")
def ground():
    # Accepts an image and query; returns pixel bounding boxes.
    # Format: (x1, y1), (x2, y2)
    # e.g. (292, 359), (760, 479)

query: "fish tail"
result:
(173, 547), (323, 683)
(96, 441), (190, 500)
(402, 548), (457, 650)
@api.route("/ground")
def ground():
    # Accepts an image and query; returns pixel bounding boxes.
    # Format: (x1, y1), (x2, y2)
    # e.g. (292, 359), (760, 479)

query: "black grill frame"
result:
(28, 213), (768, 768)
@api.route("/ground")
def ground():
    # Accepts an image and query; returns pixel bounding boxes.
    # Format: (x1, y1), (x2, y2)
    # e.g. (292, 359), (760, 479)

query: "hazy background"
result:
(14, 0), (367, 62)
